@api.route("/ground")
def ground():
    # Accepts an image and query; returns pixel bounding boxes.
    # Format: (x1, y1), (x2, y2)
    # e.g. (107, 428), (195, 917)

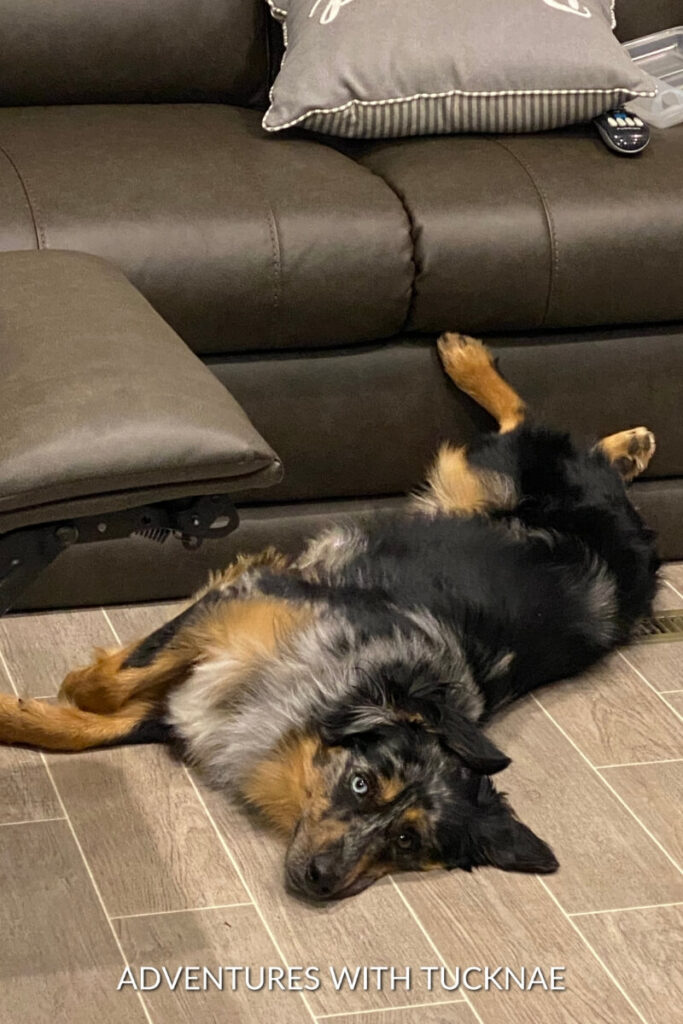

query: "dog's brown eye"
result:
(350, 773), (369, 796)
(395, 829), (420, 853)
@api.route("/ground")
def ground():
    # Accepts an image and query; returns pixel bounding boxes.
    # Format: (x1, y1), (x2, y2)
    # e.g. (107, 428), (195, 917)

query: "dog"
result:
(0, 334), (659, 901)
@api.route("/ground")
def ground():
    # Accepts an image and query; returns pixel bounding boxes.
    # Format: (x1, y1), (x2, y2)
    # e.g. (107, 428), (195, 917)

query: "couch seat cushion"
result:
(358, 124), (683, 333)
(0, 105), (412, 354)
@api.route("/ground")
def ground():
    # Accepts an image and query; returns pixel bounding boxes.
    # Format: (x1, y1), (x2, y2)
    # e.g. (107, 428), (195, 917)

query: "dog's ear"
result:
(319, 704), (399, 745)
(469, 780), (558, 873)
(436, 708), (511, 775)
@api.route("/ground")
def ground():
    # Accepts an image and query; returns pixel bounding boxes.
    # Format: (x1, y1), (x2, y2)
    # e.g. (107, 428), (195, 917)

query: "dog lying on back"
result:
(0, 335), (659, 900)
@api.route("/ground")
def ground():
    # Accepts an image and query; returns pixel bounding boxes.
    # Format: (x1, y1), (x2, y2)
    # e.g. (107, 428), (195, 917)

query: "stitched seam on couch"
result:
(235, 148), (283, 344)
(489, 138), (559, 330)
(0, 141), (45, 250)
(357, 163), (418, 332)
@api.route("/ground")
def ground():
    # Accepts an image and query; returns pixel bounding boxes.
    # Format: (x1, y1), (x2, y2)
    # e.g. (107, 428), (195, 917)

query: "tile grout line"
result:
(663, 578), (683, 600)
(617, 649), (683, 723)
(101, 607), (120, 642)
(569, 900), (683, 918)
(531, 695), (682, 873)
(110, 901), (254, 921)
(315, 996), (470, 1019)
(0, 636), (155, 1024)
(0, 815), (66, 828)
(0, 642), (17, 695)
(596, 756), (683, 769)
(388, 877), (482, 1023)
(657, 693), (683, 718)
(535, 876), (652, 1024)
(182, 766), (318, 1024)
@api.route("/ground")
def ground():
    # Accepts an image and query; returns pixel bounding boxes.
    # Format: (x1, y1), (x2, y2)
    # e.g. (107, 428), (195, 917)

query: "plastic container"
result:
(624, 27), (683, 129)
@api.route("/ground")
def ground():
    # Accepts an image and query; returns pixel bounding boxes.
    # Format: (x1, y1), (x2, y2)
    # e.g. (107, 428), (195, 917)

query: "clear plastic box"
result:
(625, 27), (683, 129)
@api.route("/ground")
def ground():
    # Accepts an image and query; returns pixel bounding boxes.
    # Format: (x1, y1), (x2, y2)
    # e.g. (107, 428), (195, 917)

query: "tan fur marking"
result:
(0, 693), (150, 751)
(342, 848), (386, 889)
(244, 733), (326, 835)
(438, 333), (526, 433)
(402, 806), (429, 828)
(419, 860), (446, 872)
(189, 599), (312, 664)
(417, 443), (516, 517)
(379, 775), (405, 803)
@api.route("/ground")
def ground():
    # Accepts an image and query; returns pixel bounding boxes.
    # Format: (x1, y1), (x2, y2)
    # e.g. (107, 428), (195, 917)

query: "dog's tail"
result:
(0, 693), (171, 751)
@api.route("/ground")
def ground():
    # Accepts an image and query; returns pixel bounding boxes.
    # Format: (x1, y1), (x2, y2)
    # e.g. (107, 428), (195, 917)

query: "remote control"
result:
(593, 108), (650, 155)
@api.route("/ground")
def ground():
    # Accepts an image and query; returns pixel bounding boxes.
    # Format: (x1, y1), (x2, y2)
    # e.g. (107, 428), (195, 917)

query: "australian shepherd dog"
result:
(0, 335), (659, 900)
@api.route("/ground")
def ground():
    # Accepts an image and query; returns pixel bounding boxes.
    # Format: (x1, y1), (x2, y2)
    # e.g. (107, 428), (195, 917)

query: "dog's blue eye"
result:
(351, 774), (369, 796)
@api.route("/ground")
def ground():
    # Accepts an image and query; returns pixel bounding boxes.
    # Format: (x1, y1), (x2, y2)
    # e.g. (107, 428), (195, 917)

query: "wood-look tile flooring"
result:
(0, 567), (681, 1024)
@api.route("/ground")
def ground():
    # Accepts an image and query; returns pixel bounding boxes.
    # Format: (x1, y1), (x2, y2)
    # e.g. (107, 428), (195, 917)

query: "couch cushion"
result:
(357, 124), (683, 333)
(0, 0), (269, 108)
(0, 105), (413, 354)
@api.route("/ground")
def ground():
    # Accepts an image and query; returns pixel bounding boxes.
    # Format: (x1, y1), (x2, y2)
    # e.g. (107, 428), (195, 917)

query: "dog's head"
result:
(281, 670), (558, 901)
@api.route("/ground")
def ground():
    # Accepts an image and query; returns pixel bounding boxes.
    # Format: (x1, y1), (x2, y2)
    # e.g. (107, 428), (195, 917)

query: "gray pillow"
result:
(264, 0), (656, 138)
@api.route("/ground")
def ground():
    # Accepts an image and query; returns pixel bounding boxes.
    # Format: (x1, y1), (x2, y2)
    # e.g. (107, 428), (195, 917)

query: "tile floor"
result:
(0, 568), (681, 1024)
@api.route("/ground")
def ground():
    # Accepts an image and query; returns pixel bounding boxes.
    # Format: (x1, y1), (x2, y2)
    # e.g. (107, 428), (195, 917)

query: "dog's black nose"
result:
(304, 854), (336, 897)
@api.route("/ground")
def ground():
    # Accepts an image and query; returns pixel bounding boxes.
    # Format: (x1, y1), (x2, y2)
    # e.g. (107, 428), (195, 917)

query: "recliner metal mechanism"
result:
(0, 494), (239, 616)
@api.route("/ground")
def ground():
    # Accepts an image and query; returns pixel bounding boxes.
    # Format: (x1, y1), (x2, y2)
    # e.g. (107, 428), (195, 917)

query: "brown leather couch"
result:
(1, 0), (681, 609)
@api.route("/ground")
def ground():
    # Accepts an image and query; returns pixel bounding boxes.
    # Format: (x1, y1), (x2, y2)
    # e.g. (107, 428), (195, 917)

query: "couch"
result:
(0, 0), (681, 610)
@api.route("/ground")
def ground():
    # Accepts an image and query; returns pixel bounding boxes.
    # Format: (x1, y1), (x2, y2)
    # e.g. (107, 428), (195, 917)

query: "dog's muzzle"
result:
(285, 830), (378, 901)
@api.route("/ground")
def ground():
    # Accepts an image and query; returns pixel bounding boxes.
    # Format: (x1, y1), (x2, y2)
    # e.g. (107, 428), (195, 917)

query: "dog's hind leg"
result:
(59, 639), (195, 715)
(0, 693), (152, 751)
(61, 550), (295, 716)
(595, 427), (656, 481)
(437, 333), (526, 433)
(417, 334), (522, 516)
(59, 597), (213, 713)
(61, 564), (301, 716)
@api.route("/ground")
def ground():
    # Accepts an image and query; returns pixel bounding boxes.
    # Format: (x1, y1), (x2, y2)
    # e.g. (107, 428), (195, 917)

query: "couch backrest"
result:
(615, 0), (682, 41)
(0, 0), (270, 107)
(1, 1), (678, 107)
